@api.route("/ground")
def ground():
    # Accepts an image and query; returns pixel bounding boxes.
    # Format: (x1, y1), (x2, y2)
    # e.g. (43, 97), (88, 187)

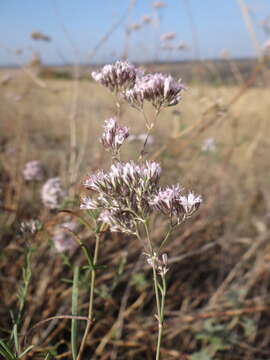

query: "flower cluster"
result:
(22, 160), (45, 181)
(146, 252), (169, 276)
(20, 219), (41, 235)
(91, 61), (140, 93)
(92, 61), (185, 111)
(81, 161), (161, 234)
(150, 186), (202, 222)
(81, 161), (201, 233)
(101, 118), (129, 154)
(41, 177), (66, 210)
(123, 73), (185, 110)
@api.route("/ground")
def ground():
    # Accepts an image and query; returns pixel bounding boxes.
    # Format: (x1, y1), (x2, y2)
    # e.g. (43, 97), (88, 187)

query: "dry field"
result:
(1, 62), (270, 359)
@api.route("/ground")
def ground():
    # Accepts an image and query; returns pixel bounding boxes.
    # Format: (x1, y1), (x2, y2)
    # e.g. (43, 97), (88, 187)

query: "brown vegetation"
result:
(1, 60), (270, 359)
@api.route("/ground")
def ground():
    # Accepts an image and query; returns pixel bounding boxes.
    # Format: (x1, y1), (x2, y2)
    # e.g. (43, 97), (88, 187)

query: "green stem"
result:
(156, 275), (166, 360)
(143, 220), (153, 255)
(76, 233), (100, 360)
(152, 265), (162, 330)
(158, 226), (173, 253)
(139, 108), (161, 160)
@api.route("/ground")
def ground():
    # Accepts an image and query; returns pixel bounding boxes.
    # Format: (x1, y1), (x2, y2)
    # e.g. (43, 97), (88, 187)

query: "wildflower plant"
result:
(79, 61), (202, 359)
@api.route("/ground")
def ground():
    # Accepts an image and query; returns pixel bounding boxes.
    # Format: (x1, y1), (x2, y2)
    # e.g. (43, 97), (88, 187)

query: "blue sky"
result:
(0, 0), (269, 66)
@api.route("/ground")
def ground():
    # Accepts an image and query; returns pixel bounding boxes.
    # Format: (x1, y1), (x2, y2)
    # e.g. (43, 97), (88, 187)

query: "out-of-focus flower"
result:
(41, 178), (66, 209)
(124, 73), (185, 110)
(31, 31), (51, 42)
(153, 1), (167, 9)
(141, 15), (152, 25)
(20, 219), (41, 235)
(5, 93), (22, 102)
(146, 252), (169, 276)
(22, 160), (45, 181)
(52, 221), (79, 253)
(91, 61), (142, 93)
(101, 118), (129, 154)
(128, 23), (141, 31)
(201, 138), (216, 152)
(160, 32), (176, 42)
(262, 39), (270, 55)
(177, 41), (189, 51)
(1, 74), (12, 86)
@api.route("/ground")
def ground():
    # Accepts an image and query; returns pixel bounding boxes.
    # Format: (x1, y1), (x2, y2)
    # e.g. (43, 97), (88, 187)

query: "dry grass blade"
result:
(71, 266), (79, 360)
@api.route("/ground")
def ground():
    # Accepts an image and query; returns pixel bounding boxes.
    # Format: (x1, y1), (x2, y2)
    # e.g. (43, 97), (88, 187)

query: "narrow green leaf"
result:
(18, 345), (34, 358)
(0, 347), (13, 360)
(12, 324), (19, 354)
(71, 266), (79, 360)
(0, 339), (16, 360)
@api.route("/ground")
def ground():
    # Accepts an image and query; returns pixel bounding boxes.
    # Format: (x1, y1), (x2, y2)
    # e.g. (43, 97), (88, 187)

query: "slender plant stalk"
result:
(139, 108), (160, 160)
(156, 275), (166, 360)
(143, 220), (165, 360)
(76, 233), (101, 360)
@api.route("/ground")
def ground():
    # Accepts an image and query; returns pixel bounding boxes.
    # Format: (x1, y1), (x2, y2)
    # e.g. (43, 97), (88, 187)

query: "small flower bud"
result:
(179, 192), (202, 216)
(101, 118), (129, 154)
